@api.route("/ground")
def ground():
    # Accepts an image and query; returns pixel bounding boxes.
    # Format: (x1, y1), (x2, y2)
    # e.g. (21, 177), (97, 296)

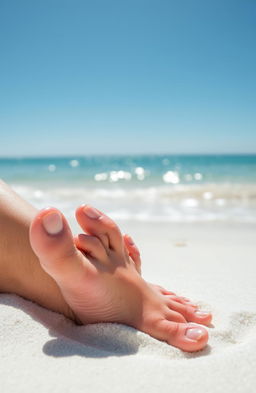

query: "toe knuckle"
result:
(178, 314), (187, 323)
(168, 321), (179, 335)
(92, 236), (103, 247)
(106, 219), (121, 235)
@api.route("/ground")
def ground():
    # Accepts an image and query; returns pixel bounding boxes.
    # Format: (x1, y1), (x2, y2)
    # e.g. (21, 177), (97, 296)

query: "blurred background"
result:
(0, 0), (256, 224)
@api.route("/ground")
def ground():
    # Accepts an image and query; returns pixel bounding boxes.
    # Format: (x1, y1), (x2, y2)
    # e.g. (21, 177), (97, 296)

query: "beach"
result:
(2, 0), (256, 388)
(1, 220), (256, 392)
(0, 155), (256, 392)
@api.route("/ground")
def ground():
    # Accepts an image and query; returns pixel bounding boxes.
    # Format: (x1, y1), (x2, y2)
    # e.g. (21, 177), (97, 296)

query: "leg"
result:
(29, 204), (212, 351)
(0, 180), (73, 319)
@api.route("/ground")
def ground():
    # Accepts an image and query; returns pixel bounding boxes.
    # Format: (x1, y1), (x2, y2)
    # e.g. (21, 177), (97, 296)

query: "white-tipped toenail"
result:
(42, 211), (63, 235)
(83, 206), (101, 219)
(195, 310), (209, 317)
(185, 327), (204, 341)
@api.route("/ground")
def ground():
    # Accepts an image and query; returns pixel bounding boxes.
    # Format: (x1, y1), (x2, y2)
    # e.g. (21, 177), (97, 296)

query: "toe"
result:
(165, 309), (186, 323)
(123, 234), (141, 273)
(168, 295), (198, 308)
(157, 287), (176, 296)
(76, 205), (124, 253)
(30, 208), (87, 285)
(190, 309), (212, 325)
(167, 321), (208, 352)
(74, 233), (107, 260)
(166, 299), (212, 326)
(155, 320), (209, 352)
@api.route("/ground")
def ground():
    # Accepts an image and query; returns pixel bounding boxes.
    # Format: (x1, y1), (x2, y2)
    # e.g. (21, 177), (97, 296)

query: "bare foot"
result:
(29, 205), (212, 352)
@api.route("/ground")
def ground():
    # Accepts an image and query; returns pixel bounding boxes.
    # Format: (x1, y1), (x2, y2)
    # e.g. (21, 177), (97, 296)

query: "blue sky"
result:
(0, 0), (256, 156)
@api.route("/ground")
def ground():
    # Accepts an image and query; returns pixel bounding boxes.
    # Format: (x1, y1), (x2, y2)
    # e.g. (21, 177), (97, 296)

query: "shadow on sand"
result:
(0, 294), (212, 359)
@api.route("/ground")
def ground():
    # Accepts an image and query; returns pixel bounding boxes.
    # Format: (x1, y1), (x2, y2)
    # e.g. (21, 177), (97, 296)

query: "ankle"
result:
(0, 246), (76, 321)
(0, 185), (75, 321)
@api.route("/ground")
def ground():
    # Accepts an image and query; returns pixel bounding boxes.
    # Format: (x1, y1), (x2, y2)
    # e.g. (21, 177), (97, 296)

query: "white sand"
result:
(1, 221), (256, 393)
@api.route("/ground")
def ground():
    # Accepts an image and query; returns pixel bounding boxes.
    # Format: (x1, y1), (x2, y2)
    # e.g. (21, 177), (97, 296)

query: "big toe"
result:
(76, 205), (124, 253)
(152, 321), (209, 352)
(29, 208), (85, 285)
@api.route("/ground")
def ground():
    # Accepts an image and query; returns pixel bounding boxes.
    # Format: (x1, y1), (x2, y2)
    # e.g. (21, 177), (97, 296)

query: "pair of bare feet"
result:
(29, 204), (212, 352)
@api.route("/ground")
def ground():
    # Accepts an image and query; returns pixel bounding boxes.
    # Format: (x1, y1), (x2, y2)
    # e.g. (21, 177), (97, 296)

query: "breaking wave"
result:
(12, 182), (256, 223)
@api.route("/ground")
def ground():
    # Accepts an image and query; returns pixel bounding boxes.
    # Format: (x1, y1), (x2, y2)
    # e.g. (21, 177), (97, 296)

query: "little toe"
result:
(76, 205), (124, 253)
(74, 233), (108, 260)
(157, 287), (176, 296)
(29, 208), (86, 285)
(155, 320), (209, 352)
(123, 234), (141, 273)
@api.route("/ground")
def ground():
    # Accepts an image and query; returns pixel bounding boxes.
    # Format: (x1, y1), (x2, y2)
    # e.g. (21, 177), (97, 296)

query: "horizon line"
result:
(1, 152), (256, 159)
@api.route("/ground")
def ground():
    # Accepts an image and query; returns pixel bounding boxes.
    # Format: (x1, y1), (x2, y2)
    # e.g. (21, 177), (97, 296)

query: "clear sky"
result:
(0, 0), (256, 156)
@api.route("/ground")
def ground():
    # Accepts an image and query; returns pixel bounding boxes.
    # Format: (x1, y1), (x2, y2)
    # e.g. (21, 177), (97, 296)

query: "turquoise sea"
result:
(1, 154), (256, 223)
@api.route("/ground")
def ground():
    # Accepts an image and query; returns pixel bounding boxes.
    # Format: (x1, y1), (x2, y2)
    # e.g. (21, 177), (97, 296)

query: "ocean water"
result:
(1, 154), (256, 223)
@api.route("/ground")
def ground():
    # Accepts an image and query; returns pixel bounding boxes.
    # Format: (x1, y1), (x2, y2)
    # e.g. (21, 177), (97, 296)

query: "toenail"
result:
(126, 235), (134, 245)
(185, 327), (204, 341)
(83, 206), (101, 219)
(42, 211), (63, 235)
(195, 310), (209, 317)
(187, 301), (197, 307)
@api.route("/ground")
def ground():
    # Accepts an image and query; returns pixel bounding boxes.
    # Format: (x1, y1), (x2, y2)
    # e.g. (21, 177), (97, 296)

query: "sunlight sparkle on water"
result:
(194, 173), (203, 181)
(94, 173), (108, 181)
(94, 171), (131, 182)
(48, 164), (56, 172)
(69, 159), (79, 168)
(163, 171), (180, 184)
(118, 170), (132, 180)
(134, 167), (145, 181)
